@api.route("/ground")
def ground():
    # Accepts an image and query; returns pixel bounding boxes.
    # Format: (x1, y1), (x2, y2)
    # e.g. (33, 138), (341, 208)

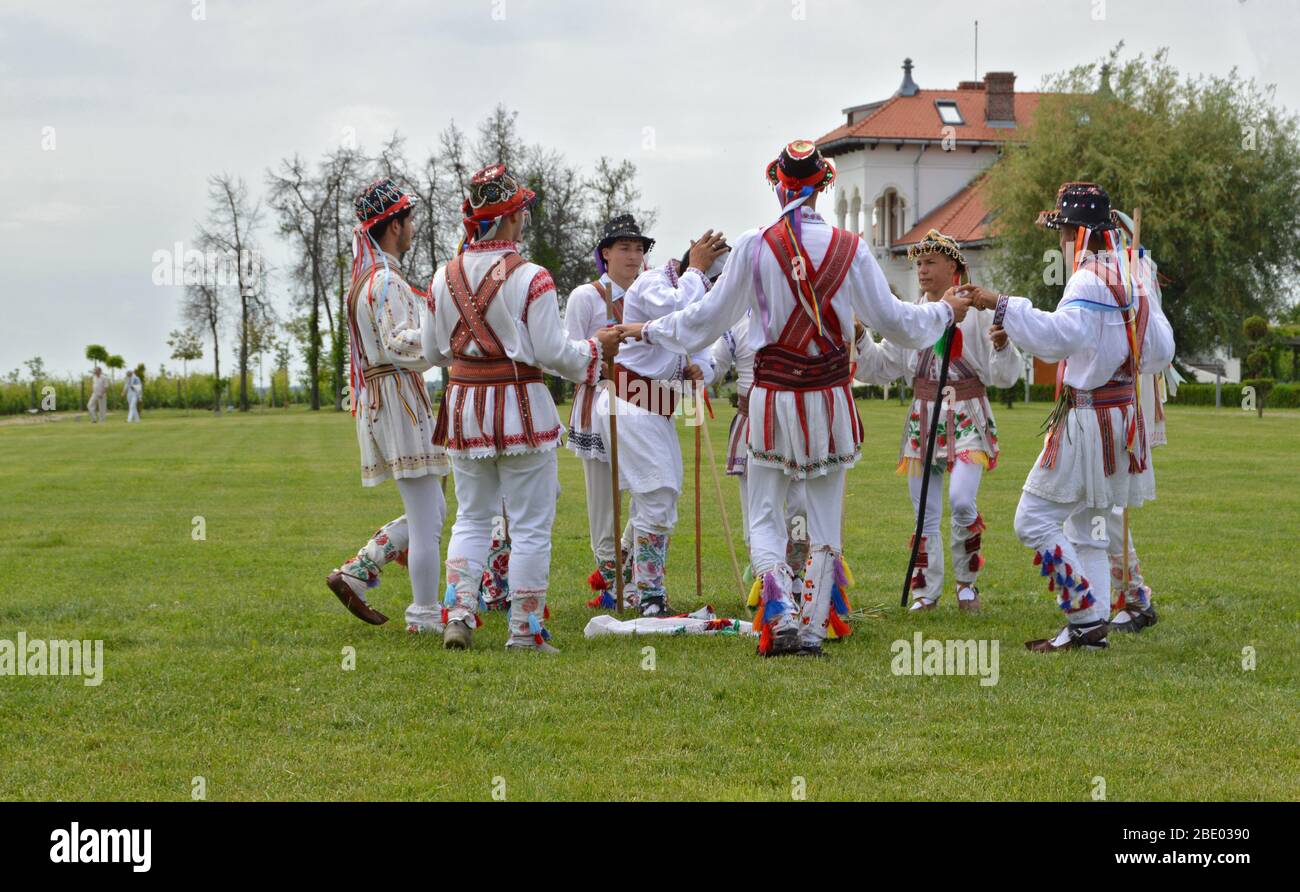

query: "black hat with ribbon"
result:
(1036, 181), (1120, 232)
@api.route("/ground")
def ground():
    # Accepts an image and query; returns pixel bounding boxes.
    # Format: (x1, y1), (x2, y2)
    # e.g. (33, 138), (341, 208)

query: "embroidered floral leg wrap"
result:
(479, 535), (511, 610)
(797, 547), (853, 645)
(442, 556), (485, 628)
(952, 513), (986, 585)
(339, 515), (410, 591)
(1033, 542), (1097, 616)
(633, 531), (670, 611)
(507, 587), (552, 648)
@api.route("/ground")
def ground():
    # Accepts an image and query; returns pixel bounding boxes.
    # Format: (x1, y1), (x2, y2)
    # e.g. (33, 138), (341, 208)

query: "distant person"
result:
(123, 369), (143, 422)
(87, 367), (108, 423)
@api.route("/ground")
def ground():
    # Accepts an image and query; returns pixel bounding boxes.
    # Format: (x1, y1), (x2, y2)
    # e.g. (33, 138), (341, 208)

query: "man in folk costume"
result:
(710, 312), (811, 612)
(959, 183), (1174, 652)
(1104, 210), (1174, 633)
(564, 214), (654, 609)
(617, 141), (969, 656)
(422, 163), (620, 651)
(326, 178), (449, 634)
(853, 229), (1023, 613)
(594, 230), (730, 616)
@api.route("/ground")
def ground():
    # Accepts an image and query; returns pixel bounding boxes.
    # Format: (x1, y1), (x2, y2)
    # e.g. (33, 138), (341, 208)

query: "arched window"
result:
(835, 189), (848, 230)
(873, 188), (908, 246)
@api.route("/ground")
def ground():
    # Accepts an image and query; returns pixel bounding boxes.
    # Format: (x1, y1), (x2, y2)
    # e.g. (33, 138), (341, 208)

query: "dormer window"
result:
(936, 100), (964, 126)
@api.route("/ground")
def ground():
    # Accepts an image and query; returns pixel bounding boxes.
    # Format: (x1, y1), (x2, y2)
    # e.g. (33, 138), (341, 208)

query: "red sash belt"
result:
(438, 358), (544, 452)
(909, 374), (991, 471)
(753, 345), (851, 392)
(912, 376), (987, 403)
(614, 363), (677, 416)
(1041, 380), (1142, 476)
(449, 356), (543, 385)
(361, 363), (431, 424)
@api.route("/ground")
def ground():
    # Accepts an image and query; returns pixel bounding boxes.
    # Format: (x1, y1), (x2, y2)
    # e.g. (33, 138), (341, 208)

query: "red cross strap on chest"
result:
(751, 225), (863, 458)
(752, 225), (858, 391)
(437, 252), (545, 452)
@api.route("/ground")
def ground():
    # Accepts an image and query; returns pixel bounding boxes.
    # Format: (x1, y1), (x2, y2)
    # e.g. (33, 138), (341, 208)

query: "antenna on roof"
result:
(974, 20), (979, 81)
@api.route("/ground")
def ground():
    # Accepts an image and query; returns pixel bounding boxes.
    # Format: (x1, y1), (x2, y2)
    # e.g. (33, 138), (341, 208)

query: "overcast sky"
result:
(3, 0), (1296, 378)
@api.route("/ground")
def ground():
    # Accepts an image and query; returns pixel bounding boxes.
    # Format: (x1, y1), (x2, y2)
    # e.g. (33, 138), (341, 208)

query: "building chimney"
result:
(957, 80), (985, 91)
(984, 71), (1016, 124)
(897, 58), (920, 97)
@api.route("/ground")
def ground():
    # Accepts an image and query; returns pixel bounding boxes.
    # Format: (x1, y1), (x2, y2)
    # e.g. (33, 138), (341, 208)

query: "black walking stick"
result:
(900, 317), (960, 608)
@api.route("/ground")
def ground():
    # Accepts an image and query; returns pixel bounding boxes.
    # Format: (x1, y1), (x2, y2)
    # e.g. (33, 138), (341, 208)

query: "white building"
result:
(817, 59), (1042, 303)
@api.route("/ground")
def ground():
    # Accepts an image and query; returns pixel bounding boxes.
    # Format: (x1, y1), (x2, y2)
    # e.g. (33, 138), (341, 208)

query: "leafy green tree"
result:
(85, 344), (109, 368)
(167, 328), (204, 409)
(987, 45), (1300, 357)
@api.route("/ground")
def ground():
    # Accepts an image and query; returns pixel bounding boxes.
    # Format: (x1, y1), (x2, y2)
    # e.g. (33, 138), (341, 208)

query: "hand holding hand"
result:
(613, 322), (646, 342)
(941, 286), (973, 323)
(594, 327), (623, 358)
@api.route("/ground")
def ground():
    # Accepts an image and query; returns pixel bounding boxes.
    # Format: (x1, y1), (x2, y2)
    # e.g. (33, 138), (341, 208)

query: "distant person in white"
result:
(123, 370), (142, 422)
(87, 367), (108, 422)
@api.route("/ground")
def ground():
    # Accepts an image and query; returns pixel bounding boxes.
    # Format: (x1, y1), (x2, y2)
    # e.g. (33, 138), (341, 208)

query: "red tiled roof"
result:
(893, 176), (991, 250)
(818, 90), (1043, 147)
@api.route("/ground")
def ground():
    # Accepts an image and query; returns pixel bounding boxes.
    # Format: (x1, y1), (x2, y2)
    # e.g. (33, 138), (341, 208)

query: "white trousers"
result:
(906, 460), (984, 600)
(1013, 491), (1111, 625)
(126, 394), (141, 422)
(87, 394), (107, 422)
(631, 486), (677, 535)
(446, 450), (560, 622)
(393, 476), (446, 621)
(746, 464), (842, 577)
(737, 473), (807, 546)
(581, 456), (616, 563)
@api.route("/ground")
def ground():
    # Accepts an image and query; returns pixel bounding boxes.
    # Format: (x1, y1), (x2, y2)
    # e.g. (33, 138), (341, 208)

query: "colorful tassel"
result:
(527, 612), (550, 645)
(442, 584), (457, 608)
(587, 568), (607, 592)
(747, 577), (763, 609)
(827, 610), (852, 640)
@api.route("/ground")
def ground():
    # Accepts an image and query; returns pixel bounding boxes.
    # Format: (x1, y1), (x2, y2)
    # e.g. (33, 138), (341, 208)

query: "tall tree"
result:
(201, 174), (265, 411)
(267, 157), (333, 410)
(987, 45), (1300, 357)
(181, 232), (227, 414)
(584, 156), (657, 261)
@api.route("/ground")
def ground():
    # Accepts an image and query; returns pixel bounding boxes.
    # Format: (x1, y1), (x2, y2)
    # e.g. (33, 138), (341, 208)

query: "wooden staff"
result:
(601, 287), (627, 612)
(1122, 208), (1143, 601)
(610, 402), (625, 612)
(698, 402), (747, 605)
(694, 390), (703, 600)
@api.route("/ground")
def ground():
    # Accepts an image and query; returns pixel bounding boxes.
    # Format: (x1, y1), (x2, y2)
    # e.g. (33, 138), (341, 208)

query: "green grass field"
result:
(2, 400), (1297, 801)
